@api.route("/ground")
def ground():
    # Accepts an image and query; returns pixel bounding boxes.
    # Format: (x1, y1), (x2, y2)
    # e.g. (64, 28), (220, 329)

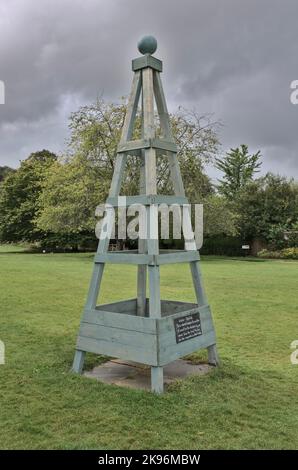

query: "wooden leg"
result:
(148, 265), (161, 317)
(208, 344), (220, 366)
(72, 350), (86, 374)
(151, 366), (164, 394)
(137, 265), (147, 316)
(190, 261), (220, 366)
(137, 147), (147, 316)
(85, 262), (105, 310)
(190, 261), (207, 306)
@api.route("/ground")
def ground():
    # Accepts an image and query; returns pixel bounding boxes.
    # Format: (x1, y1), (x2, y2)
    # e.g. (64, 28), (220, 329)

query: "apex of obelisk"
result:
(137, 36), (157, 55)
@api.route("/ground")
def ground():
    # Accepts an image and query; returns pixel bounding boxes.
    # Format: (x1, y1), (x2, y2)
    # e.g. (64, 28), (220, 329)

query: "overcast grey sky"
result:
(0, 0), (297, 179)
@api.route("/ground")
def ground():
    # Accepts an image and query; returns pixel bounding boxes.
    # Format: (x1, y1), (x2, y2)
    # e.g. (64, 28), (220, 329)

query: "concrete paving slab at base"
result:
(84, 359), (212, 391)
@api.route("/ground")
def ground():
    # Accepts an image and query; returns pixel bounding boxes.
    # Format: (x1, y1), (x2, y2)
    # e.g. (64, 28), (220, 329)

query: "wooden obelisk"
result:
(72, 36), (219, 393)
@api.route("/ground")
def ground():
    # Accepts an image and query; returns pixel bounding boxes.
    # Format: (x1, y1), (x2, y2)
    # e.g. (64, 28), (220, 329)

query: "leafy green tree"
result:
(216, 144), (261, 199)
(170, 108), (219, 201)
(0, 150), (57, 242)
(37, 100), (219, 237)
(36, 155), (107, 235)
(0, 166), (15, 183)
(236, 173), (298, 243)
(203, 194), (238, 236)
(266, 223), (296, 250)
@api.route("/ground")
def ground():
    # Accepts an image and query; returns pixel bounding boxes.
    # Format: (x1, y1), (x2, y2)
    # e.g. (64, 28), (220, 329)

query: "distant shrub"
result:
(281, 247), (298, 259)
(200, 235), (244, 256)
(258, 248), (298, 259)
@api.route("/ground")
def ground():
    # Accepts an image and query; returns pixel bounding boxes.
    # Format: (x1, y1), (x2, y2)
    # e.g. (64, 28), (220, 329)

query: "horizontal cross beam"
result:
(106, 195), (189, 206)
(94, 250), (200, 265)
(117, 138), (177, 154)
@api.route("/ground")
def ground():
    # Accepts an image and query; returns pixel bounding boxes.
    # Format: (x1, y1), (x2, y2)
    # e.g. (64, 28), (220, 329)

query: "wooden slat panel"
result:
(77, 336), (158, 366)
(158, 330), (216, 366)
(80, 322), (156, 349)
(82, 308), (157, 334)
(158, 305), (214, 336)
(96, 298), (137, 313)
(160, 299), (198, 315)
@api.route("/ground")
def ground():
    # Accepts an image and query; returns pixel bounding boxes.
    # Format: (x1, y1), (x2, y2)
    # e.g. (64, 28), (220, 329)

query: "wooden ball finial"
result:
(138, 36), (157, 55)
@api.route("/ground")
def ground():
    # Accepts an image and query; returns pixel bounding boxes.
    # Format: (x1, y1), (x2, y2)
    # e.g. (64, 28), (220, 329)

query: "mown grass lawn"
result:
(0, 244), (297, 449)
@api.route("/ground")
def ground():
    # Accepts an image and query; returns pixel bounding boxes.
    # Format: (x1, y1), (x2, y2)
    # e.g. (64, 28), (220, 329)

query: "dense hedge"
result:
(258, 248), (298, 260)
(200, 235), (245, 256)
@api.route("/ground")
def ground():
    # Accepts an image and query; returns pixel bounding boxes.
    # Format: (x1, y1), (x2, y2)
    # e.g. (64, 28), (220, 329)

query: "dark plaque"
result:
(174, 313), (202, 343)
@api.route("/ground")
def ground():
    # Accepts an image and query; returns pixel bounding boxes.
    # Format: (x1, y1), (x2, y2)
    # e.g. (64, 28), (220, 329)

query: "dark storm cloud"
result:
(0, 0), (297, 177)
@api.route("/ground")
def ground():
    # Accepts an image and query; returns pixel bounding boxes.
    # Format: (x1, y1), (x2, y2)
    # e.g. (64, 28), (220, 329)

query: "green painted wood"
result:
(83, 306), (157, 334)
(107, 153), (127, 200)
(160, 305), (202, 323)
(159, 139), (177, 152)
(207, 344), (220, 366)
(72, 349), (86, 374)
(106, 195), (188, 206)
(167, 152), (185, 197)
(148, 265), (161, 318)
(94, 250), (199, 266)
(157, 305), (214, 339)
(96, 298), (137, 313)
(138, 36), (157, 55)
(84, 263), (105, 309)
(120, 70), (142, 142)
(117, 138), (148, 153)
(132, 55), (162, 72)
(137, 140), (147, 317)
(190, 261), (207, 306)
(151, 366), (164, 394)
(72, 40), (219, 386)
(153, 71), (173, 140)
(156, 250), (199, 265)
(77, 336), (158, 366)
(79, 322), (156, 350)
(158, 330), (216, 366)
(117, 138), (177, 154)
(160, 299), (197, 314)
(94, 252), (152, 265)
(152, 138), (177, 153)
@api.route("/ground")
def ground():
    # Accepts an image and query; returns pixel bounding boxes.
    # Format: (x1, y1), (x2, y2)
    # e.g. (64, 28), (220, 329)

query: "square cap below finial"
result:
(132, 55), (162, 72)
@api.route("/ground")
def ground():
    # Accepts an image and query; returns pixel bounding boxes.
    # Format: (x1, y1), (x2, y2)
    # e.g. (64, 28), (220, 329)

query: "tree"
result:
(236, 173), (298, 243)
(170, 108), (219, 201)
(36, 155), (106, 235)
(0, 166), (15, 183)
(0, 150), (57, 242)
(216, 144), (261, 200)
(203, 194), (238, 236)
(36, 99), (220, 238)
